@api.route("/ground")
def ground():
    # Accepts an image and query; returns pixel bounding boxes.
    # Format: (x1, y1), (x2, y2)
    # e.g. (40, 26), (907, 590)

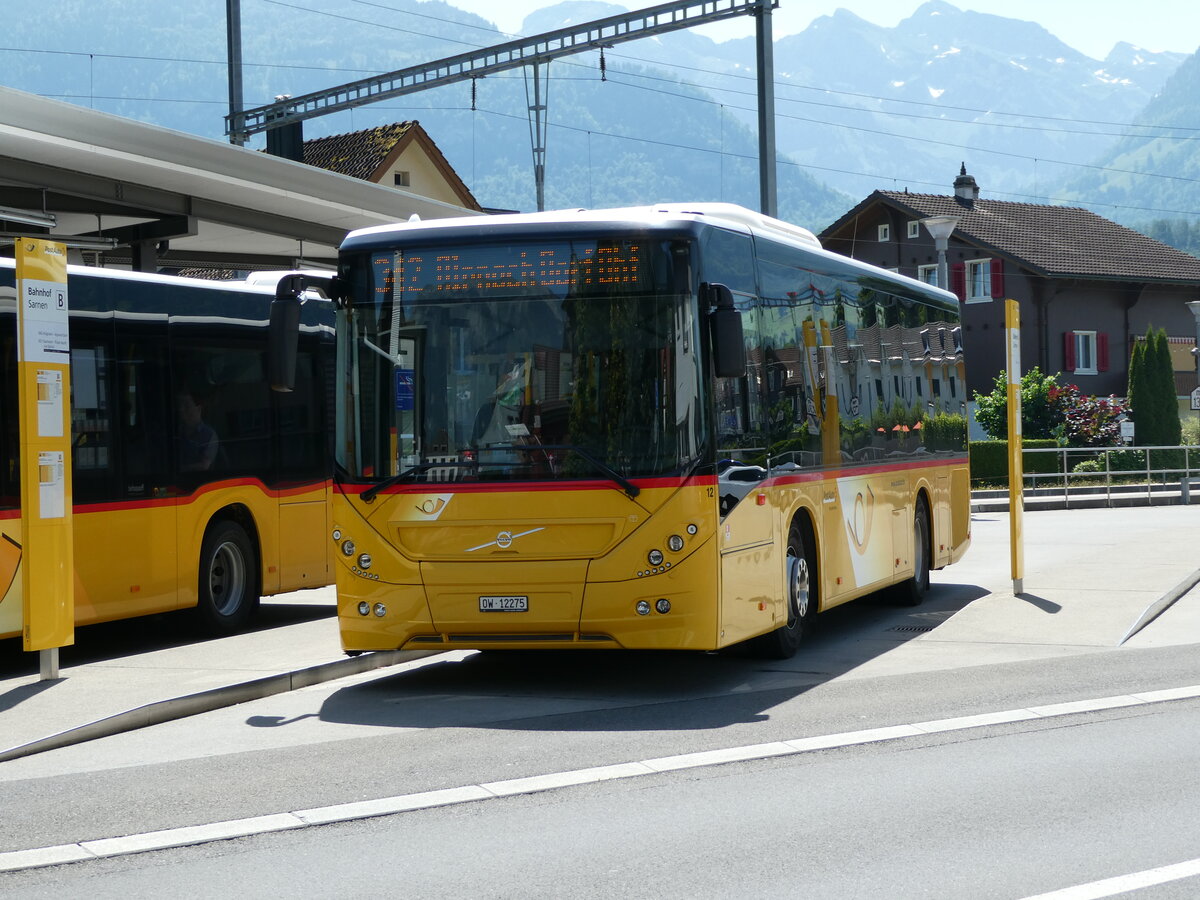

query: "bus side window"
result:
(70, 328), (118, 505)
(276, 346), (327, 481)
(0, 300), (17, 512)
(702, 228), (763, 460)
(118, 335), (170, 497)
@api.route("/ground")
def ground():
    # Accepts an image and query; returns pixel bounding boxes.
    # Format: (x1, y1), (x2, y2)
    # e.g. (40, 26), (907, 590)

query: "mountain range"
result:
(3, 0), (1197, 247)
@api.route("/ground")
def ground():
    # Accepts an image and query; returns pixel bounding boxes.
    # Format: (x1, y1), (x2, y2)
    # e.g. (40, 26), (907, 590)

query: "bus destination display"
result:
(372, 242), (649, 299)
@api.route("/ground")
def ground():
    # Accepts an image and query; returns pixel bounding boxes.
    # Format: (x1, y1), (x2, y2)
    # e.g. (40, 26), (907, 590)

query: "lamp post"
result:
(921, 215), (960, 291)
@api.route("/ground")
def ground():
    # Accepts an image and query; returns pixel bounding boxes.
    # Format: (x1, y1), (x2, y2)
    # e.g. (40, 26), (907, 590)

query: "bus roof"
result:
(340, 203), (959, 308)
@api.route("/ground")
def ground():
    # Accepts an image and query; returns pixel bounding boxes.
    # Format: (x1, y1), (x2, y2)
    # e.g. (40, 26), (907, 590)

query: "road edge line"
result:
(4, 682), (1200, 875)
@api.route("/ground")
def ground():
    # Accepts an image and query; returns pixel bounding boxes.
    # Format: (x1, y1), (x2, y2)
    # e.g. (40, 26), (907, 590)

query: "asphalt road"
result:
(4, 634), (1200, 897)
(4, 664), (1200, 898)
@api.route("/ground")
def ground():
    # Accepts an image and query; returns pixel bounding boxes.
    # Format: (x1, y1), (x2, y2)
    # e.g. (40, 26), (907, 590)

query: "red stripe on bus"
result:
(338, 473), (718, 497)
(0, 477), (332, 517)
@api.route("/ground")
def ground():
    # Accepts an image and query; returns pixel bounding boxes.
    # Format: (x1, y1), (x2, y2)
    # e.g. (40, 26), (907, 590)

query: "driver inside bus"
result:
(177, 389), (220, 472)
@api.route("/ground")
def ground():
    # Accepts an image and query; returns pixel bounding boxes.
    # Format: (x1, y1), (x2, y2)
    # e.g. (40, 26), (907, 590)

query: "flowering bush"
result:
(1047, 383), (1129, 447)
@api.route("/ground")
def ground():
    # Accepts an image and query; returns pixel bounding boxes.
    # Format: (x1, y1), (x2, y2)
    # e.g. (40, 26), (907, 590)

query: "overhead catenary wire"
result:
(4, 0), (1199, 217)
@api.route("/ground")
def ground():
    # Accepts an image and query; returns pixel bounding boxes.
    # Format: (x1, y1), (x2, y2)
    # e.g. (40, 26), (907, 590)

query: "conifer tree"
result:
(1127, 329), (1149, 441)
(1152, 328), (1182, 446)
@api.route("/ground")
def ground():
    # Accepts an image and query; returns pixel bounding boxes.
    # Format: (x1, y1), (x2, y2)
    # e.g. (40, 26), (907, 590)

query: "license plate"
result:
(479, 595), (528, 612)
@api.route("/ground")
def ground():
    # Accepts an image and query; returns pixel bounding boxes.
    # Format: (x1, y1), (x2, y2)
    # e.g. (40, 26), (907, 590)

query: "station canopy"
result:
(0, 86), (481, 272)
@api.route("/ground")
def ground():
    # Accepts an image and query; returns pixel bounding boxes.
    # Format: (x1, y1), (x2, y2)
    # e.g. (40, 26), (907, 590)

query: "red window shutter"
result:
(1064, 331), (1076, 371)
(990, 259), (1004, 298)
(1097, 332), (1109, 372)
(950, 262), (965, 300)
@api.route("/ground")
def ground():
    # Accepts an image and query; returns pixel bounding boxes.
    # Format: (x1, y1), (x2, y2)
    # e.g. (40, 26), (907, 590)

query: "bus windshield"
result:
(337, 237), (707, 486)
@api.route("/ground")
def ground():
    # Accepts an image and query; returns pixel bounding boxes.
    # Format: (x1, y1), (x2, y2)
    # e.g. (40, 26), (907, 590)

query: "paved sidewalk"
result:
(1, 506), (1197, 762)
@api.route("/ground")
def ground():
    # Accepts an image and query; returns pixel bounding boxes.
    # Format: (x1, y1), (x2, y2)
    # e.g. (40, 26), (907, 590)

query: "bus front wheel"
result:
(196, 519), (259, 633)
(754, 521), (816, 659)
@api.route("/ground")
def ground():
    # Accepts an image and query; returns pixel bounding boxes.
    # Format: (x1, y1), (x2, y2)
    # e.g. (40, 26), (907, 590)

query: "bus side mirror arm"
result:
(270, 273), (338, 393)
(703, 282), (746, 379)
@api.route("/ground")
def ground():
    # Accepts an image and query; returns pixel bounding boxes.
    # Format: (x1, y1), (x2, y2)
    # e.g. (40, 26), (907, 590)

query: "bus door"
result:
(275, 334), (331, 590)
(71, 317), (178, 620)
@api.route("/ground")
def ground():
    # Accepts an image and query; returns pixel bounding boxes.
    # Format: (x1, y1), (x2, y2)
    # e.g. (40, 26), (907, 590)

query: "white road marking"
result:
(1019, 856), (1200, 899)
(4, 683), (1200, 875)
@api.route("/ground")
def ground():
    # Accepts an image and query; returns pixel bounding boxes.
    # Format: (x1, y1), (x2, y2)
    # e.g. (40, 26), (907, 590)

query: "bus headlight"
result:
(667, 534), (684, 552)
(341, 539), (356, 557)
(357, 553), (373, 569)
(635, 600), (651, 616)
(357, 601), (370, 616)
(647, 549), (664, 567)
(655, 598), (672, 614)
(374, 603), (387, 617)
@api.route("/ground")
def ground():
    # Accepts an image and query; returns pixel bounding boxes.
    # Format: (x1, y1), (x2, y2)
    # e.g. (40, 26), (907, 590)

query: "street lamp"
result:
(921, 215), (959, 291)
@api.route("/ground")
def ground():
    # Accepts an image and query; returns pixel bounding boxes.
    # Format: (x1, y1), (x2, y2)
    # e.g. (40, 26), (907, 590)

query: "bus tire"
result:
(196, 519), (259, 633)
(895, 498), (931, 607)
(754, 520), (816, 659)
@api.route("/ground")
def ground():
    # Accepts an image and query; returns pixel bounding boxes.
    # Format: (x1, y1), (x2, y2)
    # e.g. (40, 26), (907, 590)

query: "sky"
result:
(434, 0), (1200, 61)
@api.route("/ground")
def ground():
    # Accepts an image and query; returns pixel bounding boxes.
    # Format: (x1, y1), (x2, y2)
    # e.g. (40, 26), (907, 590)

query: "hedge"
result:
(968, 439), (1059, 483)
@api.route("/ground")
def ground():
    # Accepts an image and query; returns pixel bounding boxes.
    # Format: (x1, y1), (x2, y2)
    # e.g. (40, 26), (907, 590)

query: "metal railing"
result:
(1021, 445), (1200, 507)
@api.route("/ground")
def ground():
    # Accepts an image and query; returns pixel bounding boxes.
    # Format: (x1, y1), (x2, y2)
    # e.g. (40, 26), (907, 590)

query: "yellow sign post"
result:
(15, 238), (74, 679)
(1005, 298), (1024, 595)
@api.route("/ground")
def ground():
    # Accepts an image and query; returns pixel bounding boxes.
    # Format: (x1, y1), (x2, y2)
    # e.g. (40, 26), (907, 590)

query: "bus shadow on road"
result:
(315, 582), (988, 733)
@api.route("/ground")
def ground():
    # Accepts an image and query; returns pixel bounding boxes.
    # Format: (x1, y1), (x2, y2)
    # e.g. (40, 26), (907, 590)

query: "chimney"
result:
(954, 162), (979, 205)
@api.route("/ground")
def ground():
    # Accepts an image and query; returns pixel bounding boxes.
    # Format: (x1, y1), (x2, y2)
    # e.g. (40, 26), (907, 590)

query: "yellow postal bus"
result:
(272, 204), (970, 658)
(1, 261), (333, 639)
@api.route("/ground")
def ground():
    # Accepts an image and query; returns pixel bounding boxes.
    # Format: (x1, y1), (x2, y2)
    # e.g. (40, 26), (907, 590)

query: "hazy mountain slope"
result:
(0, 0), (1190, 234)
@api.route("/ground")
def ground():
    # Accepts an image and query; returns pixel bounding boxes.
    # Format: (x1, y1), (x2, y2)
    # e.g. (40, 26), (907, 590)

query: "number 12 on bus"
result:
(271, 203), (971, 659)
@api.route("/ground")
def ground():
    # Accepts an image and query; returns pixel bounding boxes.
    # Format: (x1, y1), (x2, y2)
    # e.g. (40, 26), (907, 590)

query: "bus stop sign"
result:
(1191, 386), (1200, 411)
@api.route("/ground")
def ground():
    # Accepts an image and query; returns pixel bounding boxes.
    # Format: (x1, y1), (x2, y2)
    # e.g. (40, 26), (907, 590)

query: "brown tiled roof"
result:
(302, 122), (417, 180)
(824, 191), (1200, 285)
(301, 122), (481, 211)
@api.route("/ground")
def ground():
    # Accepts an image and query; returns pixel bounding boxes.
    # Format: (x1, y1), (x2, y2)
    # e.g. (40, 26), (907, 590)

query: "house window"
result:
(393, 171), (411, 187)
(877, 224), (890, 241)
(965, 259), (992, 302)
(1064, 331), (1109, 375)
(907, 220), (920, 239)
(918, 264), (939, 287)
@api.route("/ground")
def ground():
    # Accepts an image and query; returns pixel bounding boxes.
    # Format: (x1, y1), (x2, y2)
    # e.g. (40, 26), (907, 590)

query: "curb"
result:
(0, 649), (442, 764)
(1120, 567), (1200, 645)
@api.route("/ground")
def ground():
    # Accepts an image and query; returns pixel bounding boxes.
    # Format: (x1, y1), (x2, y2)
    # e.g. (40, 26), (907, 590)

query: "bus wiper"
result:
(360, 461), (472, 503)
(518, 444), (640, 499)
(358, 446), (640, 502)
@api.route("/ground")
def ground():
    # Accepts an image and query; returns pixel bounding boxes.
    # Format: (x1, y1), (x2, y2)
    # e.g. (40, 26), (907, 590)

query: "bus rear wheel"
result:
(754, 521), (816, 659)
(894, 499), (931, 607)
(197, 519), (259, 633)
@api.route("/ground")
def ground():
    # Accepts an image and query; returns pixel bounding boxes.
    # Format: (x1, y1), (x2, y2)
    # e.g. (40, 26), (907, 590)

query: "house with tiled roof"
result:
(303, 122), (483, 213)
(819, 166), (1200, 424)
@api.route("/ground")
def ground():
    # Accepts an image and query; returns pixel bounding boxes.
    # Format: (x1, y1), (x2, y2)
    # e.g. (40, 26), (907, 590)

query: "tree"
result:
(1128, 326), (1181, 447)
(972, 367), (1060, 440)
